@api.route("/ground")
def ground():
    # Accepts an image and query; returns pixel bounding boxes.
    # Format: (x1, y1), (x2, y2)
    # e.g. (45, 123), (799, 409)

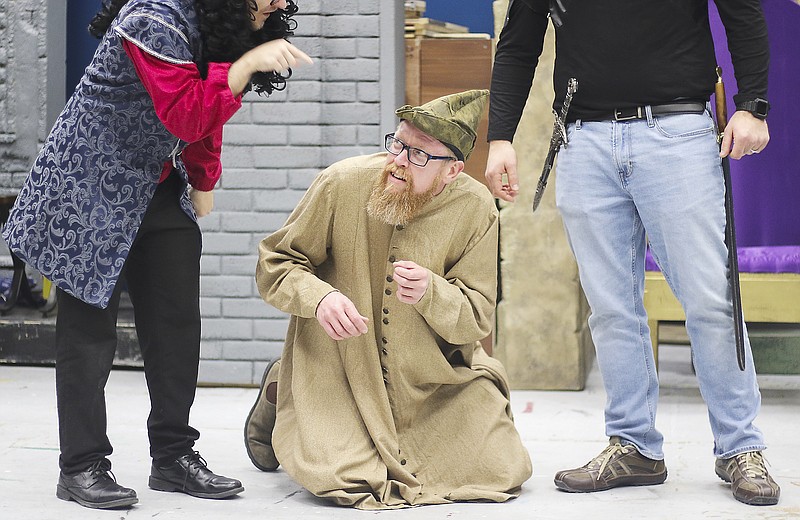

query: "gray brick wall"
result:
(0, 0), (50, 188)
(0, 2), (404, 386)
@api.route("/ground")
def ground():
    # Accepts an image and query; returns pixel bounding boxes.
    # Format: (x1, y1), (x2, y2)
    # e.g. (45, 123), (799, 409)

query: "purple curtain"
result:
(710, 0), (800, 247)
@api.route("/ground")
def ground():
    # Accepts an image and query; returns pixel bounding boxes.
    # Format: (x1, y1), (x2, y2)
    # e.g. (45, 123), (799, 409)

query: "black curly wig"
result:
(88, 0), (299, 95)
(88, 0), (130, 38)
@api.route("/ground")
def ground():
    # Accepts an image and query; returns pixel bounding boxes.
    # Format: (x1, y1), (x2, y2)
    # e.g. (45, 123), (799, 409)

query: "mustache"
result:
(384, 163), (409, 185)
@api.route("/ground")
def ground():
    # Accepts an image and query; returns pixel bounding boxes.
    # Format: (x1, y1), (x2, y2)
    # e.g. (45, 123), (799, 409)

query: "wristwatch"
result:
(736, 98), (770, 120)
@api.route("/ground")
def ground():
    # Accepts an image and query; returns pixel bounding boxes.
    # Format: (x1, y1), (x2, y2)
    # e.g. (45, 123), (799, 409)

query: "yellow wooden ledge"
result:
(644, 272), (800, 366)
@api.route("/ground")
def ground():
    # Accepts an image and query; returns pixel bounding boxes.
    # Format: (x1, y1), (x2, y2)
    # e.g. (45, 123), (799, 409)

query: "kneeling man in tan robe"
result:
(246, 90), (532, 510)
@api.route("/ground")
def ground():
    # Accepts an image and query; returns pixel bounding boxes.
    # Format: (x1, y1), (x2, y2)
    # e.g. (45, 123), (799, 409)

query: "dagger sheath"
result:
(532, 78), (578, 213)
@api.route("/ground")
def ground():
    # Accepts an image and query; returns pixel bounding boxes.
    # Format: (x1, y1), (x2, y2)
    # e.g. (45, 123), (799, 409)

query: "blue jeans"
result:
(555, 107), (765, 460)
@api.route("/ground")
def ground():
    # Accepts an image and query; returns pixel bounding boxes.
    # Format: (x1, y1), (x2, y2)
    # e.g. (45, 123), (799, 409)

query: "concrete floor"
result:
(1, 345), (798, 520)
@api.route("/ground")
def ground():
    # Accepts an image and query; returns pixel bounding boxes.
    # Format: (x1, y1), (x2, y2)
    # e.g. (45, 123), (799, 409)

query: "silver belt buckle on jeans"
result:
(613, 106), (643, 121)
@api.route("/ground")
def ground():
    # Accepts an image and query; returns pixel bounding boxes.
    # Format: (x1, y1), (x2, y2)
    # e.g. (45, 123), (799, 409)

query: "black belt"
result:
(591, 102), (706, 122)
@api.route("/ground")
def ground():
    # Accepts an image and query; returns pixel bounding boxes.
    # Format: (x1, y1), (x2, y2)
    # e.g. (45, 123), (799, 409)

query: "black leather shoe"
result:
(56, 460), (138, 509)
(149, 451), (243, 499)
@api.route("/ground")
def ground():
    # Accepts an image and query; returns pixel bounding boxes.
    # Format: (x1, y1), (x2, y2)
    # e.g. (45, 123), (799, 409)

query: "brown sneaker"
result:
(715, 451), (780, 506)
(554, 437), (667, 493)
(244, 359), (280, 471)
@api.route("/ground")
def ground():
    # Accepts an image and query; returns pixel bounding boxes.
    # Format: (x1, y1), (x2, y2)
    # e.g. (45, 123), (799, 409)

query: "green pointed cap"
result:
(395, 89), (489, 162)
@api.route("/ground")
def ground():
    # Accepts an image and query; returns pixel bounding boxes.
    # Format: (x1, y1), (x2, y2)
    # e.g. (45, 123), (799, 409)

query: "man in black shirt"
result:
(486, 0), (778, 506)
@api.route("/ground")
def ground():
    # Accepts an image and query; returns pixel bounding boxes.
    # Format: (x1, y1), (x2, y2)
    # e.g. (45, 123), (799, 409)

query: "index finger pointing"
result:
(288, 44), (314, 65)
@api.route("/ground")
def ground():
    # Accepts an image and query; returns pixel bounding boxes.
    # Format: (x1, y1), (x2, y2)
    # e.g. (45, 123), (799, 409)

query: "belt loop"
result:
(645, 105), (655, 127)
(575, 119), (582, 130)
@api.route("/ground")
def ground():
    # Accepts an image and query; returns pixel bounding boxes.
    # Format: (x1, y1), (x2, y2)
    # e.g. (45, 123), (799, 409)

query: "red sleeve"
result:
(123, 39), (242, 143)
(181, 130), (223, 191)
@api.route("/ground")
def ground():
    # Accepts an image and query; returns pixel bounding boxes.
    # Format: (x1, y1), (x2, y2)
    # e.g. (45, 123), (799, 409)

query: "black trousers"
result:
(55, 173), (202, 474)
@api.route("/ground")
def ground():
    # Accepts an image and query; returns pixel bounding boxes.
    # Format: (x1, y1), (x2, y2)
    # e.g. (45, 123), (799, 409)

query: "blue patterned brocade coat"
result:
(2, 0), (201, 308)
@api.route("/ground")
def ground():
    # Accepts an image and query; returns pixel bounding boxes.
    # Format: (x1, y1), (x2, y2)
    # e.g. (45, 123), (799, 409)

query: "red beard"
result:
(366, 163), (442, 226)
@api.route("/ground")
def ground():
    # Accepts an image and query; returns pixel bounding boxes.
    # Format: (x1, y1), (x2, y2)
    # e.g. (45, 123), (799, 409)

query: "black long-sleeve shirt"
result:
(488, 0), (769, 141)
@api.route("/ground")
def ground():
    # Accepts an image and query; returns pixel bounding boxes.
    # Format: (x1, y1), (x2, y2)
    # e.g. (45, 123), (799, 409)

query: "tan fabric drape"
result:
(256, 154), (532, 509)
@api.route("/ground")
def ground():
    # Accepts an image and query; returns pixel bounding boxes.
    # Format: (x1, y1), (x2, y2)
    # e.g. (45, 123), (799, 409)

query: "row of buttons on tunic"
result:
(381, 225), (404, 385)
(389, 226), (412, 473)
(382, 259), (393, 384)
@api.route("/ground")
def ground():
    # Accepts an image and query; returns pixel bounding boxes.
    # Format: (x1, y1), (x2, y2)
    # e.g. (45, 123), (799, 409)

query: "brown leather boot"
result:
(715, 451), (780, 506)
(554, 437), (667, 492)
(244, 359), (280, 471)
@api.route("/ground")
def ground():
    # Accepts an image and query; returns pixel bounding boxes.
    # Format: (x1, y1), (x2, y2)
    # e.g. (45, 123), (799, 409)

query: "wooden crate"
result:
(405, 37), (493, 187)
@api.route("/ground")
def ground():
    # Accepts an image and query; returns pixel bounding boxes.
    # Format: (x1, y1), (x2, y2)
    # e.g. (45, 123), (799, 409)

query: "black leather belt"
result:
(593, 102), (706, 122)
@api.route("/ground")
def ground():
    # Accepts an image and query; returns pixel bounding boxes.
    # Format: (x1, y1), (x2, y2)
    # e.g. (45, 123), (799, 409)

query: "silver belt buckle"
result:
(613, 106), (643, 121)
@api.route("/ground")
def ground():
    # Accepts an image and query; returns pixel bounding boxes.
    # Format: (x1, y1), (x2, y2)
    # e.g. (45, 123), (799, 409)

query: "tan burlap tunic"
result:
(256, 153), (532, 509)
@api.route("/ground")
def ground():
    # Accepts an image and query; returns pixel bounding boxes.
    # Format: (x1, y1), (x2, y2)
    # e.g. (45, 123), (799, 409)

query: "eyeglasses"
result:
(384, 134), (456, 167)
